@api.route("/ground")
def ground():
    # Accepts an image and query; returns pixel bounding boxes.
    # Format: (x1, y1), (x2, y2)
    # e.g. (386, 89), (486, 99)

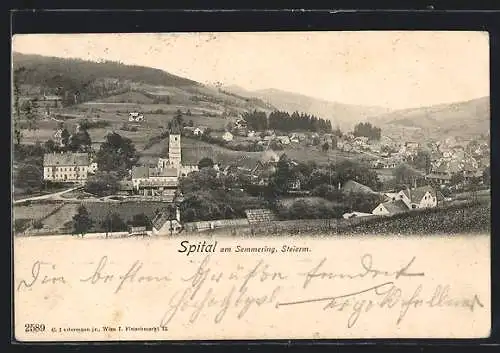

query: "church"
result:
(131, 119), (199, 197)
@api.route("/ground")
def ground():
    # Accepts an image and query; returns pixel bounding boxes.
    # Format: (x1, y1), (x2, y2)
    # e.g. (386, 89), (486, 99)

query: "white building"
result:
(43, 152), (91, 183)
(222, 131), (234, 142)
(129, 112), (144, 122)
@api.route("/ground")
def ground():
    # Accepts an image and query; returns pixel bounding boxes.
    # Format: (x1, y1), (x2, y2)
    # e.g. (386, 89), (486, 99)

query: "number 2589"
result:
(25, 324), (45, 333)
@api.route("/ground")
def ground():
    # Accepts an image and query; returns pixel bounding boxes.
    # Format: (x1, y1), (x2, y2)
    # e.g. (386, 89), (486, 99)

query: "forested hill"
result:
(13, 53), (199, 87)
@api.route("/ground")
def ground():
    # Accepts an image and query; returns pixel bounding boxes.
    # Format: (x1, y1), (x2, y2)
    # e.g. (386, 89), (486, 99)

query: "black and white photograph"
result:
(12, 31), (491, 341)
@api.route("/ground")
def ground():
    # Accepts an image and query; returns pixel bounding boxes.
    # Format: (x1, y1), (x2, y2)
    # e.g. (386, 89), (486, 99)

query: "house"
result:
(234, 118), (248, 129)
(40, 95), (63, 108)
(247, 130), (256, 138)
(53, 129), (64, 146)
(183, 126), (196, 135)
(396, 185), (441, 210)
(194, 127), (206, 136)
(372, 200), (409, 215)
(131, 166), (178, 196)
(277, 136), (291, 145)
(43, 152), (91, 183)
(287, 178), (301, 191)
(89, 162), (98, 174)
(289, 133), (300, 143)
(405, 141), (420, 150)
(222, 131), (234, 142)
(343, 211), (374, 219)
(152, 208), (182, 235)
(117, 180), (134, 195)
(129, 112), (144, 122)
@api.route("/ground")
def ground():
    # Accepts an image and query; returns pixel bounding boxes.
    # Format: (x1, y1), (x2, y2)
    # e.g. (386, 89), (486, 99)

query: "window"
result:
(412, 204), (416, 209)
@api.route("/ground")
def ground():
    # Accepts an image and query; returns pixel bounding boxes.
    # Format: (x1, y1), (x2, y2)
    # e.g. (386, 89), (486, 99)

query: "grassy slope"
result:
(377, 97), (490, 140)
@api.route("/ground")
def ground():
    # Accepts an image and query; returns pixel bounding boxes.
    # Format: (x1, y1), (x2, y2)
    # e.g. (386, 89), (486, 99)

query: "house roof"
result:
(43, 152), (90, 166)
(131, 166), (149, 179)
(381, 200), (409, 214)
(402, 185), (440, 203)
(152, 212), (171, 230)
(132, 166), (178, 179)
(139, 179), (178, 188)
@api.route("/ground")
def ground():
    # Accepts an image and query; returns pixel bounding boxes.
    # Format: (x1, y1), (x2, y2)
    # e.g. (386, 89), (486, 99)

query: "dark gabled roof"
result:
(132, 166), (178, 179)
(381, 200), (409, 214)
(402, 185), (439, 203)
(152, 212), (169, 230)
(43, 152), (90, 166)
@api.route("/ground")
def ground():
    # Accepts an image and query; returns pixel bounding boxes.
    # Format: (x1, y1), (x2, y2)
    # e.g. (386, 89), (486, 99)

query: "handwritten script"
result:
(16, 253), (484, 329)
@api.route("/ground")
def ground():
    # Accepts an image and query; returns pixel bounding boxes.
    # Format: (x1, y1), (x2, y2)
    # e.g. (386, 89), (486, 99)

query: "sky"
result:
(12, 31), (489, 109)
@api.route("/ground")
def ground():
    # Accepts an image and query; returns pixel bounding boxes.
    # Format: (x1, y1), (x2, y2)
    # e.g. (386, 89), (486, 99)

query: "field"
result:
(82, 201), (171, 228)
(13, 202), (63, 221)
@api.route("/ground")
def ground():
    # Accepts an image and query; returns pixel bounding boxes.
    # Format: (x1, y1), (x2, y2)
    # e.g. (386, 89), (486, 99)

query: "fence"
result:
(183, 218), (249, 232)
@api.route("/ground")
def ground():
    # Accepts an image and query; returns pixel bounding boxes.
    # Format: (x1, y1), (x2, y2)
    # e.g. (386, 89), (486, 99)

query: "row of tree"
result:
(352, 122), (382, 140)
(241, 110), (333, 133)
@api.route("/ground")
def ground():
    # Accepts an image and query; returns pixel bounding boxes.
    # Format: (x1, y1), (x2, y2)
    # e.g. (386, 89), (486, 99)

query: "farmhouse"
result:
(43, 152), (91, 183)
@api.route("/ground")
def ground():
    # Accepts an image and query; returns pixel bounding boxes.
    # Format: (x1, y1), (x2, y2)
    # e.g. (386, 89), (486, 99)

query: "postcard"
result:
(12, 31), (490, 341)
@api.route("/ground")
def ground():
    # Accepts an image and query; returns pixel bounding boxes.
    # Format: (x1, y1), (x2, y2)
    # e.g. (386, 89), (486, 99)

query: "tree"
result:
(353, 122), (382, 140)
(101, 213), (127, 237)
(198, 157), (214, 169)
(393, 164), (420, 187)
(84, 171), (120, 196)
(69, 128), (92, 152)
(33, 220), (44, 230)
(482, 166), (490, 186)
(269, 154), (293, 195)
(128, 213), (152, 231)
(15, 164), (43, 191)
(95, 132), (139, 177)
(72, 205), (93, 237)
(61, 128), (71, 148)
(13, 67), (26, 146)
(411, 150), (432, 173)
(44, 139), (59, 153)
(322, 142), (330, 153)
(23, 98), (40, 132)
(450, 172), (465, 186)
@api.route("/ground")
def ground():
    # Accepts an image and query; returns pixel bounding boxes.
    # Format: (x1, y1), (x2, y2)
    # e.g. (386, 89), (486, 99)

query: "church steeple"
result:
(168, 118), (182, 167)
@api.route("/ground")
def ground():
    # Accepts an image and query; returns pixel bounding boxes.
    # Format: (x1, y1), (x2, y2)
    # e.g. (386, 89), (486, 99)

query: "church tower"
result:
(168, 119), (182, 167)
